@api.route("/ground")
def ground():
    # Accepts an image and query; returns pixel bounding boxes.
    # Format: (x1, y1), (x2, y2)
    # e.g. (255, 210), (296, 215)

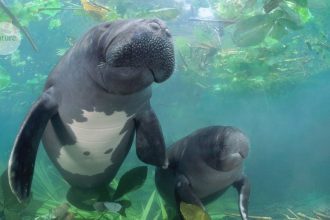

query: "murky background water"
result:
(0, 0), (329, 219)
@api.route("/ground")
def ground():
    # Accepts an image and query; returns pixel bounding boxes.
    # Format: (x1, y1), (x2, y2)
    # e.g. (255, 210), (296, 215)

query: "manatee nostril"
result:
(164, 28), (171, 38)
(149, 22), (161, 31)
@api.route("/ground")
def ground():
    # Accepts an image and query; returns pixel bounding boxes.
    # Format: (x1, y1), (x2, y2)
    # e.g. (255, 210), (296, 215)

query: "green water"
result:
(0, 0), (330, 219)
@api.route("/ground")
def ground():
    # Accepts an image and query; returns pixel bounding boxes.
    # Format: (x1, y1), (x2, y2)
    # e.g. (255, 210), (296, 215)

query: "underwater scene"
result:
(0, 0), (330, 219)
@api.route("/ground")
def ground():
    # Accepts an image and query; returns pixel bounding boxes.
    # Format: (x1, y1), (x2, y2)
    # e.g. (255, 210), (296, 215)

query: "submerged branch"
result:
(313, 211), (330, 220)
(178, 50), (189, 70)
(0, 0), (38, 51)
(225, 213), (273, 220)
(189, 17), (237, 26)
(38, 7), (83, 12)
(297, 212), (320, 220)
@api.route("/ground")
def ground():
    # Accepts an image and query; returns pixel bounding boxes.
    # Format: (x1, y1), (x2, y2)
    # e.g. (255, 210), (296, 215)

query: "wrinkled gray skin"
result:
(8, 19), (174, 204)
(155, 126), (250, 220)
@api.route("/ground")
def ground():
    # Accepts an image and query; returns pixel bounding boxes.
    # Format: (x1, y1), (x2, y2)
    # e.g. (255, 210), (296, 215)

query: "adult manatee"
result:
(8, 19), (174, 209)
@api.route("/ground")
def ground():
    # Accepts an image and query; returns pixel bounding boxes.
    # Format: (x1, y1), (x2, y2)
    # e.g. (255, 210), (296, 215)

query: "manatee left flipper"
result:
(8, 87), (58, 202)
(112, 166), (148, 201)
(134, 105), (168, 168)
(175, 174), (206, 219)
(175, 174), (203, 208)
(233, 175), (250, 220)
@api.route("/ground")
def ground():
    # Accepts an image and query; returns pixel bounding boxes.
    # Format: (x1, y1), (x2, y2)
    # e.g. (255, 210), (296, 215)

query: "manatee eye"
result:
(149, 22), (161, 31)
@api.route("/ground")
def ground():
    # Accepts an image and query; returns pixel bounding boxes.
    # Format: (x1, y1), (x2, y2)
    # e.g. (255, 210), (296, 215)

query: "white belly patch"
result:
(44, 109), (135, 176)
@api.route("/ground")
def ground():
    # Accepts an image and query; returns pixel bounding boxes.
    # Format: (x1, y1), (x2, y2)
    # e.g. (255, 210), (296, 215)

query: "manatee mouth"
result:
(105, 20), (175, 83)
(148, 67), (168, 83)
(239, 152), (246, 159)
(148, 68), (157, 82)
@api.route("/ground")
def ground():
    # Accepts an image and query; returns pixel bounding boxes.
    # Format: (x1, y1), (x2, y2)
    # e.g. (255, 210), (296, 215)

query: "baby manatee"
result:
(155, 126), (250, 220)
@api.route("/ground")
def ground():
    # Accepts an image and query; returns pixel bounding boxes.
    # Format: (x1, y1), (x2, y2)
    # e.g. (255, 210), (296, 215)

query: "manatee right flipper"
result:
(8, 87), (58, 202)
(175, 174), (207, 219)
(134, 106), (168, 168)
(233, 175), (250, 220)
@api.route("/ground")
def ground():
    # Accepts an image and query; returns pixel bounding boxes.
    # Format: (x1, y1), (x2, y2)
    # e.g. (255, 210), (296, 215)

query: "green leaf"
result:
(278, 18), (302, 30)
(140, 190), (156, 220)
(233, 14), (273, 47)
(283, 0), (312, 25)
(180, 202), (211, 220)
(147, 8), (180, 21)
(264, 0), (283, 13)
(39, 0), (63, 17)
(268, 22), (288, 40)
(286, 0), (308, 7)
(48, 18), (61, 30)
(295, 6), (312, 23)
(112, 166), (148, 201)
(0, 66), (11, 90)
(157, 194), (168, 220)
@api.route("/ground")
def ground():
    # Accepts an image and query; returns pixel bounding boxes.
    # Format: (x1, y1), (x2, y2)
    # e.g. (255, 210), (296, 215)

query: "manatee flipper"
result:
(112, 166), (148, 201)
(175, 174), (205, 219)
(1, 169), (30, 209)
(8, 87), (58, 202)
(135, 106), (168, 168)
(233, 175), (250, 220)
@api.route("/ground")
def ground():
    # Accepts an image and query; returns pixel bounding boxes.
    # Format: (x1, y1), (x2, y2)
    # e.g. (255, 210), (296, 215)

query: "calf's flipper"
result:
(233, 175), (250, 220)
(175, 173), (204, 208)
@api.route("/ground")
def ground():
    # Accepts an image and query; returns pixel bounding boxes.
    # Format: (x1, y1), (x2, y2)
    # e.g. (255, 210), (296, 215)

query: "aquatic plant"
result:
(174, 0), (330, 94)
(48, 18), (61, 30)
(0, 1), (38, 51)
(26, 73), (48, 93)
(79, 0), (120, 21)
(177, 37), (315, 93)
(157, 193), (168, 220)
(212, 0), (259, 20)
(180, 202), (211, 220)
(140, 190), (156, 220)
(134, 8), (180, 21)
(30, 165), (160, 219)
(0, 66), (11, 91)
(32, 156), (68, 203)
(0, 169), (44, 220)
(283, 208), (330, 220)
(56, 48), (69, 56)
(10, 50), (27, 67)
(233, 0), (312, 47)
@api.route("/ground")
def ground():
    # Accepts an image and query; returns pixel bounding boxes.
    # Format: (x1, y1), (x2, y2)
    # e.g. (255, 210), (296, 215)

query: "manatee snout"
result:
(106, 19), (175, 83)
(218, 129), (250, 171)
(226, 130), (249, 159)
(203, 127), (250, 171)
